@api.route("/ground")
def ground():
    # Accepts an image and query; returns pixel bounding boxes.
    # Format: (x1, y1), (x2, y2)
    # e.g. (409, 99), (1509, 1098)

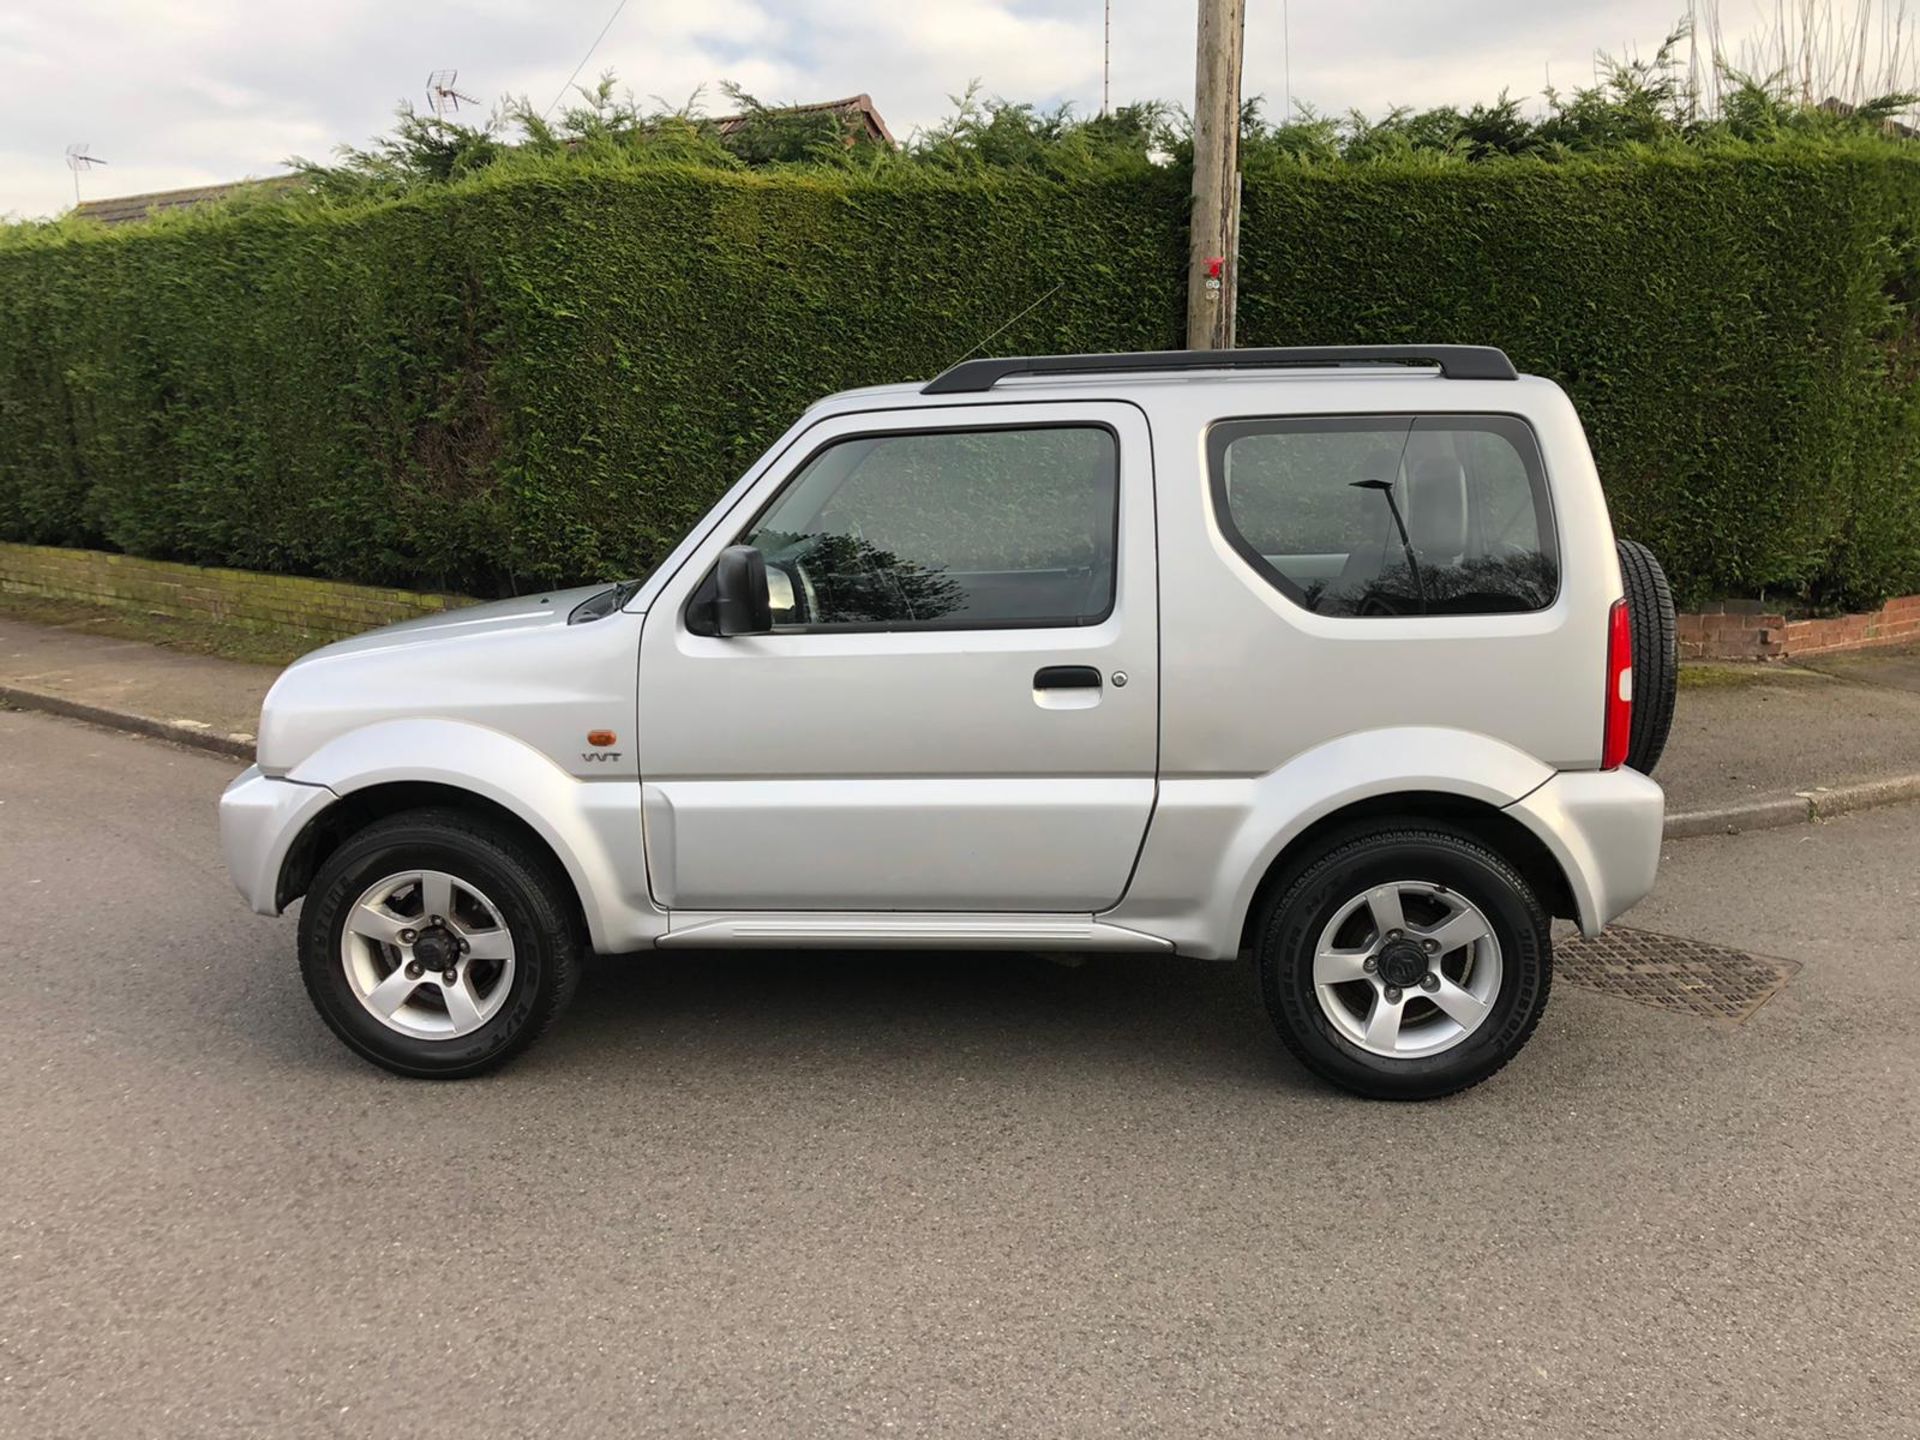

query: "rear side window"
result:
(1208, 415), (1558, 617)
(737, 425), (1118, 629)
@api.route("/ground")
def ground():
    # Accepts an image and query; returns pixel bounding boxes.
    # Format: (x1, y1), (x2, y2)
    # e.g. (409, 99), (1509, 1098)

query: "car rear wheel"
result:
(1256, 827), (1552, 1100)
(298, 808), (581, 1078)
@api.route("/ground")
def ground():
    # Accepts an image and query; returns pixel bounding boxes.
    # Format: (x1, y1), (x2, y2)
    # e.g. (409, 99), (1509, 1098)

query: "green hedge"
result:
(3, 149), (1919, 606)
(0, 166), (1184, 595)
(1240, 149), (1920, 607)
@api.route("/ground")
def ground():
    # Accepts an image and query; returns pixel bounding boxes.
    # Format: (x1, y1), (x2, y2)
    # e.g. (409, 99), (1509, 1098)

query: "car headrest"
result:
(1407, 459), (1468, 556)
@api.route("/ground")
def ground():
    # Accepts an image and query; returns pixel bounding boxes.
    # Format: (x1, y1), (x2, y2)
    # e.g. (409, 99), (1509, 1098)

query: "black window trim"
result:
(685, 419), (1125, 636)
(1205, 409), (1562, 619)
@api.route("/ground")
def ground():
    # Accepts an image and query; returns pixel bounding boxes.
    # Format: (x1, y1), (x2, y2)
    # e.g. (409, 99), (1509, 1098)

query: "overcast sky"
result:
(0, 2), (1805, 219)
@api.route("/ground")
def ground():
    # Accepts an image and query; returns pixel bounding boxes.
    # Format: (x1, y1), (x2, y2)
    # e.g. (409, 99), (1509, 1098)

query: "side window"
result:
(735, 425), (1119, 629)
(1207, 414), (1558, 617)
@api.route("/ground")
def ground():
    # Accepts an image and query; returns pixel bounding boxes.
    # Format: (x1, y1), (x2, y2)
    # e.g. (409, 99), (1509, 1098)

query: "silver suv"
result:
(220, 346), (1670, 1099)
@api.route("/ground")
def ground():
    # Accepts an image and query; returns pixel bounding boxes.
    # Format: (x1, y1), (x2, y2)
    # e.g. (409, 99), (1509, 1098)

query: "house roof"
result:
(72, 176), (301, 227)
(1816, 95), (1920, 139)
(712, 93), (896, 148)
(72, 94), (897, 227)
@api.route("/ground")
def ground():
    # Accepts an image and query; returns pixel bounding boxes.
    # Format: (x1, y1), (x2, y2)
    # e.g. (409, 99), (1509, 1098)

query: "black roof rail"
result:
(922, 345), (1518, 395)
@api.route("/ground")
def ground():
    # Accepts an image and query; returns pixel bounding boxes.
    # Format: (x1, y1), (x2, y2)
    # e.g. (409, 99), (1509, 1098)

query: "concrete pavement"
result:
(2, 705), (1916, 1438)
(1658, 659), (1920, 819)
(0, 614), (273, 755)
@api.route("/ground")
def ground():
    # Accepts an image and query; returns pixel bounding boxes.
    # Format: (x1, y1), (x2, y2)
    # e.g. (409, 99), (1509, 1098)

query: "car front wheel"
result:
(1256, 827), (1552, 1100)
(297, 808), (581, 1078)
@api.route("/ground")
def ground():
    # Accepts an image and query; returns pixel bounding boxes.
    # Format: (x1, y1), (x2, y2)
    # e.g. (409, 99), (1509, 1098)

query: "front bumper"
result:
(219, 765), (338, 914)
(1505, 767), (1665, 935)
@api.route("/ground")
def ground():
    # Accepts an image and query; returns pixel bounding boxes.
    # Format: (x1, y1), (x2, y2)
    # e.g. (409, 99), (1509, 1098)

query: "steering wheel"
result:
(1353, 589), (1418, 618)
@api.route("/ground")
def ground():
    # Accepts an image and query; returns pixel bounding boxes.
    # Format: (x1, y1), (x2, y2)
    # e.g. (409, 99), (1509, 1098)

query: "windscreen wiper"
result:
(1350, 479), (1428, 614)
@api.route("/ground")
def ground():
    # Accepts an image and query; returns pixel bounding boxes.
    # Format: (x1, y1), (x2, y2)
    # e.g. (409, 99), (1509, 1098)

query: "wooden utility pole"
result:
(1102, 0), (1111, 116)
(1187, 0), (1245, 349)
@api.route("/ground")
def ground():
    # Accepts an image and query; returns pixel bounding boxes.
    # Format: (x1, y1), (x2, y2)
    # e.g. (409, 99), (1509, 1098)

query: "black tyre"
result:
(1615, 537), (1678, 775)
(1256, 827), (1552, 1101)
(298, 808), (581, 1078)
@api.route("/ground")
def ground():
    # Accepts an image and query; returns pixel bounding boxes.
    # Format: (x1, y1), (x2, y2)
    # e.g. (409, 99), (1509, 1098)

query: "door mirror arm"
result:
(714, 545), (774, 637)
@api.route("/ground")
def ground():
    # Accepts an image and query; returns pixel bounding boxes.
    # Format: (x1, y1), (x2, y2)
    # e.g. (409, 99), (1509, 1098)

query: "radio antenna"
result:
(65, 143), (108, 206)
(426, 69), (479, 119)
(940, 282), (1067, 371)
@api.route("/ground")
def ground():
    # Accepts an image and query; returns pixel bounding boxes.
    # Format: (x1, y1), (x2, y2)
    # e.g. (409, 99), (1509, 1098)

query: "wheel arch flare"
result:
(272, 718), (666, 953)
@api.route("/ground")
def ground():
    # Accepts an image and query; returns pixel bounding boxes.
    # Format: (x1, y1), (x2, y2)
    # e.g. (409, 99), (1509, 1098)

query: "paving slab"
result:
(1793, 638), (1920, 692)
(0, 615), (276, 754)
(1658, 664), (1920, 817)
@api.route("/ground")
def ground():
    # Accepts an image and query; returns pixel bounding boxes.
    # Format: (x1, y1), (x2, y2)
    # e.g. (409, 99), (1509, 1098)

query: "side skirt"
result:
(657, 912), (1175, 951)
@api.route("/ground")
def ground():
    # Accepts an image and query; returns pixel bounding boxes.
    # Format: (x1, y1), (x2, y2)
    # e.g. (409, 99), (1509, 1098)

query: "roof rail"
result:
(922, 345), (1518, 395)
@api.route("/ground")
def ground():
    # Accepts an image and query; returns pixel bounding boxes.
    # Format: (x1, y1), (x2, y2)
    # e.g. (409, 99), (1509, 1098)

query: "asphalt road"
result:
(2, 706), (1916, 1438)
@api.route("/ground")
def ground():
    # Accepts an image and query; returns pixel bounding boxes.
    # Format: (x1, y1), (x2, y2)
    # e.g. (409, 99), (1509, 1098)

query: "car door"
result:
(637, 400), (1157, 913)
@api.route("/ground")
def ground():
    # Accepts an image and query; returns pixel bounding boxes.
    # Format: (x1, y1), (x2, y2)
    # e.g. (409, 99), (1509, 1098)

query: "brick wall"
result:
(0, 543), (472, 644)
(1678, 594), (1920, 661)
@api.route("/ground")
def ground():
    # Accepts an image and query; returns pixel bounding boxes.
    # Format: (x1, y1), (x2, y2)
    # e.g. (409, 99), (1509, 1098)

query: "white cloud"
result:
(0, 0), (1867, 220)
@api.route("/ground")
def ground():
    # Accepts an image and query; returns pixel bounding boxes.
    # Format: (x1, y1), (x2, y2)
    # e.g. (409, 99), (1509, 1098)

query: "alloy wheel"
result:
(338, 869), (517, 1041)
(1311, 880), (1503, 1059)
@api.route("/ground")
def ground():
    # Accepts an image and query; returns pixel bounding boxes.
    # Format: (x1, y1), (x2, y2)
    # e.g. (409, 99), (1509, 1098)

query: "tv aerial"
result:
(426, 69), (478, 119)
(65, 143), (108, 205)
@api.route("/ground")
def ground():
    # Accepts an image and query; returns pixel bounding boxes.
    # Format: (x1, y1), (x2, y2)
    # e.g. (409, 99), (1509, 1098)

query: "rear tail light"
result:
(1602, 597), (1633, 770)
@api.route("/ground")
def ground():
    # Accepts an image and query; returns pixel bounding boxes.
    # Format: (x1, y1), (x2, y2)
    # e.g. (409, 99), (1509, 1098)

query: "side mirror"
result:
(713, 545), (773, 637)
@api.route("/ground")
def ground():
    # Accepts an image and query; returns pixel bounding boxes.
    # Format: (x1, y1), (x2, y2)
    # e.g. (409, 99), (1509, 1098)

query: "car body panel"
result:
(658, 911), (1172, 950)
(1504, 766), (1666, 935)
(254, 594), (644, 784)
(635, 399), (1160, 913)
(279, 717), (664, 953)
(1145, 374), (1613, 776)
(1103, 725), (1562, 958)
(220, 765), (338, 914)
(296, 584), (610, 659)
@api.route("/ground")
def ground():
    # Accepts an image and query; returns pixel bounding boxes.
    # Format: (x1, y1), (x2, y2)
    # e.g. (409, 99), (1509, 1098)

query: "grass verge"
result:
(0, 592), (303, 666)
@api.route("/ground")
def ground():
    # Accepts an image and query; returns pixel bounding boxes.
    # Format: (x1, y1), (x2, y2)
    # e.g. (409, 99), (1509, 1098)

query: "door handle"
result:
(1033, 665), (1102, 690)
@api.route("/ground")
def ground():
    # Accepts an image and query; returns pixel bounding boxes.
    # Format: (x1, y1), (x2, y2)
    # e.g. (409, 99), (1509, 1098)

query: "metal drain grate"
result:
(1556, 926), (1800, 1023)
